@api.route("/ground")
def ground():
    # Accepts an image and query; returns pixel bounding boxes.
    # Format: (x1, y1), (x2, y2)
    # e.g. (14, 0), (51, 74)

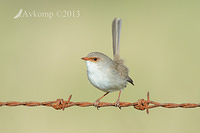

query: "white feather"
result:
(86, 61), (127, 92)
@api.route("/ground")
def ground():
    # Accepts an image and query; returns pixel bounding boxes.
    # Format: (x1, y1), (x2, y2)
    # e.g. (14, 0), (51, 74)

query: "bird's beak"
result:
(81, 57), (90, 61)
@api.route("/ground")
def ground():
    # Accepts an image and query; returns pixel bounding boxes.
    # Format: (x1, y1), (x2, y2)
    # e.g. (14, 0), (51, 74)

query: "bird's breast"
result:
(86, 61), (127, 92)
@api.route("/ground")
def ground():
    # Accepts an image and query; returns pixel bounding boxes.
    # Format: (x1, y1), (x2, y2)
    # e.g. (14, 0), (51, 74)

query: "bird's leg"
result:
(115, 90), (121, 109)
(94, 92), (109, 109)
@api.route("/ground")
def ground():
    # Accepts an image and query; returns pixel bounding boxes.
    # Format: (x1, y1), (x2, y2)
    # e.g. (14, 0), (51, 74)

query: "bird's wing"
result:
(127, 76), (134, 86)
(112, 18), (122, 60)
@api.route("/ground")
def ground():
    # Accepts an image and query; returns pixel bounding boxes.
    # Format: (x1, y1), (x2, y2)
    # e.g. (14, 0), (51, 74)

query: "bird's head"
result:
(81, 52), (113, 68)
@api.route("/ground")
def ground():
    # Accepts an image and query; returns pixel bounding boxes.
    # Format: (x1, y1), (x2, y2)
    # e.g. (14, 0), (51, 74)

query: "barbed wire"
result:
(0, 92), (199, 114)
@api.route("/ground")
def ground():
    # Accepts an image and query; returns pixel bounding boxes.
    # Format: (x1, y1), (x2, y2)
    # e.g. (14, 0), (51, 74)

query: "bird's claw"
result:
(94, 101), (100, 110)
(115, 101), (121, 109)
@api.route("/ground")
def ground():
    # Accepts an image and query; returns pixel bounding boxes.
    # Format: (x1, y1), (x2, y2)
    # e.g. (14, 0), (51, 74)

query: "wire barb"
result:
(0, 92), (199, 114)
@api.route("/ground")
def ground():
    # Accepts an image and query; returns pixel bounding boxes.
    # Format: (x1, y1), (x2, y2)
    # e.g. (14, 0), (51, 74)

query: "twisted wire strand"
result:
(0, 92), (199, 114)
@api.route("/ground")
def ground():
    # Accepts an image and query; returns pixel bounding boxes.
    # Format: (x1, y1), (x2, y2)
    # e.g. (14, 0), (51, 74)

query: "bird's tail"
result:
(112, 18), (122, 61)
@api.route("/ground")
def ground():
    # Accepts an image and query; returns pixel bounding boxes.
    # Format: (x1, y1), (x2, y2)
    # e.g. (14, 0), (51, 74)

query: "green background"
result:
(0, 0), (200, 133)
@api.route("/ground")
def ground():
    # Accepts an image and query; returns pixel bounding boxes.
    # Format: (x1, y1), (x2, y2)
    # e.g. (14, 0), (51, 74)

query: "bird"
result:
(81, 18), (134, 108)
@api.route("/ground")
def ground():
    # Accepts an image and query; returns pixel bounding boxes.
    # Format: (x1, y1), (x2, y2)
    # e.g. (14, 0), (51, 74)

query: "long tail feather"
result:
(112, 18), (122, 60)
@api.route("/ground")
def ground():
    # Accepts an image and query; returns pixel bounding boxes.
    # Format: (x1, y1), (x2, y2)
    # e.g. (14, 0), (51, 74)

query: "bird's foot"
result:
(94, 100), (100, 110)
(115, 100), (121, 109)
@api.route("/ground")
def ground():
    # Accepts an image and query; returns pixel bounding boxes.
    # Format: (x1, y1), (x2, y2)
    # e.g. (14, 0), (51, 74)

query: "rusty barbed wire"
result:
(0, 92), (199, 114)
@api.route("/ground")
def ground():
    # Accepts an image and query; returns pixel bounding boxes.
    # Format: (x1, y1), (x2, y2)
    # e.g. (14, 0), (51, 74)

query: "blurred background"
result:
(0, 0), (200, 133)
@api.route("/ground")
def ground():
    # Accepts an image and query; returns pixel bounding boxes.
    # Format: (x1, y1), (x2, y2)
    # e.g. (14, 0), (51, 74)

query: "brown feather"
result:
(113, 59), (128, 79)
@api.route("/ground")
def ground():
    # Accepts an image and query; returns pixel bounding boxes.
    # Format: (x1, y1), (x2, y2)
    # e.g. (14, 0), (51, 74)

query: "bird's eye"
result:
(93, 58), (98, 61)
